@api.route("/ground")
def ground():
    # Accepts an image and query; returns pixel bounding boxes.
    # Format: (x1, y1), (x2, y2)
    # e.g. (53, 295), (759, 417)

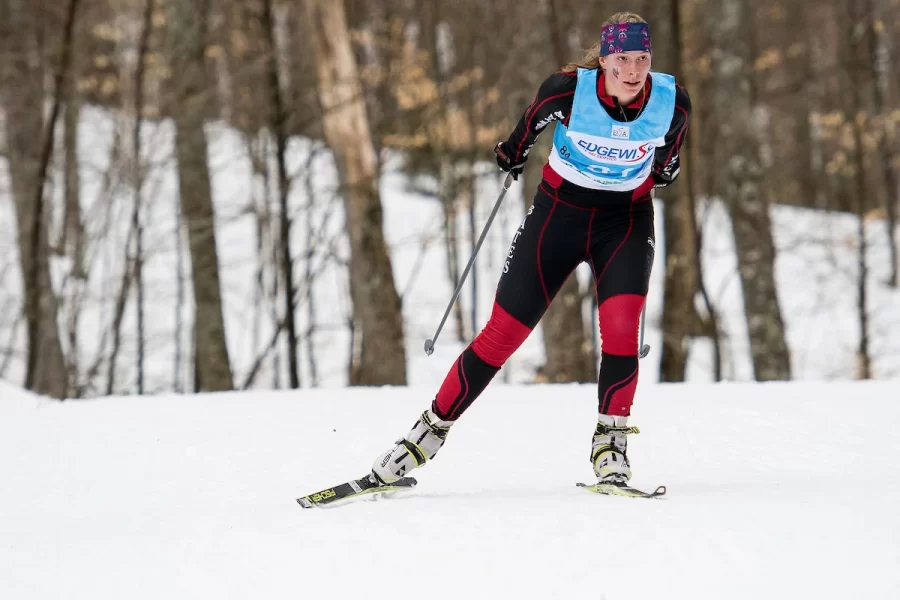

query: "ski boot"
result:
(591, 414), (638, 483)
(371, 408), (453, 484)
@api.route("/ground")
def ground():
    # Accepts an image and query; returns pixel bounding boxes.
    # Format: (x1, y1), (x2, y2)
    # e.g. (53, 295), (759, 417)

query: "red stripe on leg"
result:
(433, 302), (531, 419)
(471, 301), (533, 367)
(601, 367), (638, 417)
(598, 294), (645, 356)
(433, 356), (467, 418)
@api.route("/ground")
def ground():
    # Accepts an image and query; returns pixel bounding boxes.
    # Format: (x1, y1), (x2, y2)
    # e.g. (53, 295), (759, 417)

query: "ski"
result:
(576, 481), (666, 499)
(297, 475), (417, 508)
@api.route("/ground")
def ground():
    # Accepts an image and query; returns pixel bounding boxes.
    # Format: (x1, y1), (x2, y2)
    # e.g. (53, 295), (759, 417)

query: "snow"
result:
(1, 98), (899, 599)
(2, 379), (899, 599)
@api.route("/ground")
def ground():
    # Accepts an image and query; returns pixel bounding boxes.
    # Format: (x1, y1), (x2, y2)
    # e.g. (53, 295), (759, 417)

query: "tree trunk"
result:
(713, 0), (792, 381)
(466, 168), (479, 336)
(783, 0), (820, 209)
(7, 123), (68, 399)
(261, 0), (301, 389)
(530, 0), (594, 383)
(542, 276), (596, 383)
(545, 0), (566, 68)
(304, 0), (406, 385)
(420, 5), (470, 344)
(844, 0), (875, 377)
(866, 0), (898, 287)
(440, 164), (468, 343)
(107, 219), (135, 395)
(853, 130), (872, 379)
(302, 146), (322, 387)
(63, 72), (85, 278)
(647, 0), (704, 382)
(130, 0), (153, 395)
(166, 0), (234, 392)
(62, 22), (84, 395)
(0, 1), (77, 399)
(175, 198), (186, 392)
(686, 0), (725, 380)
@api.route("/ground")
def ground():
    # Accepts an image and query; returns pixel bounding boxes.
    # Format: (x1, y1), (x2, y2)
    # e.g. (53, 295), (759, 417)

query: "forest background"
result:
(0, 0), (897, 400)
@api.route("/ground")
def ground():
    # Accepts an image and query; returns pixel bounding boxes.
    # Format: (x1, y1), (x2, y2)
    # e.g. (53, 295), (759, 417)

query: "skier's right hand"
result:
(494, 142), (526, 180)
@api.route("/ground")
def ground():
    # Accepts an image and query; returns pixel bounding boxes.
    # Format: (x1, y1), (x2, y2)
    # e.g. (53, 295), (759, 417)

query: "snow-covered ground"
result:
(2, 379), (898, 600)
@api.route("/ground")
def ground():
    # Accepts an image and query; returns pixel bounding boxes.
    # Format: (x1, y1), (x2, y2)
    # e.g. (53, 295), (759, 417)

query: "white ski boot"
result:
(371, 409), (453, 484)
(591, 414), (637, 483)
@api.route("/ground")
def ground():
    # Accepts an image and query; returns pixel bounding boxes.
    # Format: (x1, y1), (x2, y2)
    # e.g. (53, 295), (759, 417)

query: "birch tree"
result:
(304, 0), (407, 385)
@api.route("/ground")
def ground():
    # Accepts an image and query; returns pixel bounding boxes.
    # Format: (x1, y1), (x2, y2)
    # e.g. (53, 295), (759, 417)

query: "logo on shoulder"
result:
(536, 110), (565, 129)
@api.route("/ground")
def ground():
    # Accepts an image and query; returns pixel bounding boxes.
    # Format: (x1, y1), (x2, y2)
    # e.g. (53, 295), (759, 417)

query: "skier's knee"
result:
(598, 294), (645, 355)
(471, 301), (532, 366)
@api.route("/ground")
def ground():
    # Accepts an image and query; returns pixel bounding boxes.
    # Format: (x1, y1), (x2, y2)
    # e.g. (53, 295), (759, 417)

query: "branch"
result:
(240, 319), (286, 390)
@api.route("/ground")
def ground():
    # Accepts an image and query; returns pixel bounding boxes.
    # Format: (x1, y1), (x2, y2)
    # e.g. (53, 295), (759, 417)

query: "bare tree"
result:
(106, 0), (155, 395)
(60, 38), (85, 278)
(418, 1), (475, 343)
(842, 0), (877, 378)
(131, 0), (154, 394)
(174, 195), (187, 391)
(3, 0), (899, 396)
(866, 0), (899, 287)
(711, 0), (792, 380)
(643, 0), (717, 382)
(58, 8), (86, 395)
(106, 208), (136, 395)
(259, 0), (301, 388)
(523, 0), (595, 384)
(0, 1), (79, 399)
(164, 0), (234, 391)
(303, 0), (407, 385)
(302, 145), (325, 387)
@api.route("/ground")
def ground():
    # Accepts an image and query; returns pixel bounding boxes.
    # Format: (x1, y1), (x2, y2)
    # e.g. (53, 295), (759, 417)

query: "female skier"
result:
(372, 12), (691, 487)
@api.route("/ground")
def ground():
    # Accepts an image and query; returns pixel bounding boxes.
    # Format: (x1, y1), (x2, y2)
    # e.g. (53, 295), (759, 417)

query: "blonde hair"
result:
(561, 12), (648, 73)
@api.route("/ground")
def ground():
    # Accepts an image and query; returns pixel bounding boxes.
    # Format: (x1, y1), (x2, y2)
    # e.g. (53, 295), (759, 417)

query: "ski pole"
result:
(424, 171), (515, 356)
(638, 303), (650, 359)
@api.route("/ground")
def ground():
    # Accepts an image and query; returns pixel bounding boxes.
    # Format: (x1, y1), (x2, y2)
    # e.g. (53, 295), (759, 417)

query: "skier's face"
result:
(600, 51), (651, 102)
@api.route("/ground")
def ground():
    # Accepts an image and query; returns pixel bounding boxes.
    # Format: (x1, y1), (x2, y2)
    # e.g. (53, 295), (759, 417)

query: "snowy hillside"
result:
(2, 379), (899, 600)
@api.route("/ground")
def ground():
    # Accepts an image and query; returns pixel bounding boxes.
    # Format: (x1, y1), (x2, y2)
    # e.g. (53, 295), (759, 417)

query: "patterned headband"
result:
(600, 22), (652, 56)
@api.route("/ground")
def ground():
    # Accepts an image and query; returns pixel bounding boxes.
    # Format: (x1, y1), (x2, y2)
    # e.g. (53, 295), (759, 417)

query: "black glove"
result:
(651, 172), (669, 189)
(651, 167), (680, 188)
(494, 142), (526, 180)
